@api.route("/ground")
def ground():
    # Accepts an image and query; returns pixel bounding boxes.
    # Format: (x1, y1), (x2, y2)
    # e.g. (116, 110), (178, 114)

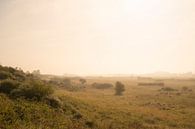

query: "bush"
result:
(0, 71), (11, 80)
(11, 81), (54, 101)
(45, 96), (62, 108)
(63, 78), (72, 87)
(85, 120), (95, 128)
(79, 79), (86, 85)
(10, 88), (24, 98)
(115, 81), (125, 95)
(25, 82), (53, 101)
(12, 71), (26, 82)
(0, 80), (20, 94)
(181, 86), (193, 92)
(0, 66), (54, 101)
(182, 86), (188, 91)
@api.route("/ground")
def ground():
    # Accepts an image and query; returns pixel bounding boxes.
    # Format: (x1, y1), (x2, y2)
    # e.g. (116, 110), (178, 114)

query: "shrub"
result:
(45, 96), (62, 108)
(12, 71), (26, 82)
(0, 71), (11, 80)
(115, 81), (125, 95)
(73, 112), (83, 119)
(182, 86), (188, 91)
(181, 86), (193, 92)
(92, 83), (113, 89)
(63, 78), (72, 86)
(11, 81), (54, 101)
(79, 79), (87, 85)
(0, 80), (20, 94)
(10, 88), (24, 98)
(160, 87), (176, 92)
(25, 82), (53, 100)
(86, 120), (95, 128)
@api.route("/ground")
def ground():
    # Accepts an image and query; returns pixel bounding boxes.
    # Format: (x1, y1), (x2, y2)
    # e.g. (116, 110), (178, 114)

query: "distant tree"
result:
(115, 81), (125, 95)
(79, 79), (86, 85)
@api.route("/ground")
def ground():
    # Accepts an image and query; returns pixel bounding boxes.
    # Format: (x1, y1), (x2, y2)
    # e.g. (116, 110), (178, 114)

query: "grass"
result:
(0, 65), (195, 129)
(54, 77), (195, 129)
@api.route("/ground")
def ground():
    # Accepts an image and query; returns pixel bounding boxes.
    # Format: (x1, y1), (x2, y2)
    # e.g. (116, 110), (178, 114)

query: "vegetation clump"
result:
(160, 87), (177, 92)
(92, 82), (113, 89)
(0, 65), (53, 101)
(181, 86), (193, 92)
(115, 81), (125, 95)
(45, 96), (62, 108)
(11, 81), (54, 101)
(49, 77), (85, 91)
(0, 79), (20, 94)
(79, 78), (87, 85)
(0, 71), (11, 80)
(138, 82), (164, 86)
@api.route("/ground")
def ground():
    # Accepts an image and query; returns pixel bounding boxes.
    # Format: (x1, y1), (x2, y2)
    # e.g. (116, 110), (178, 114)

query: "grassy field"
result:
(0, 65), (195, 129)
(54, 77), (195, 129)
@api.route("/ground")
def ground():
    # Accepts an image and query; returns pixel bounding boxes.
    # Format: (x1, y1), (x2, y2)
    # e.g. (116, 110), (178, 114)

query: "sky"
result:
(0, 0), (195, 75)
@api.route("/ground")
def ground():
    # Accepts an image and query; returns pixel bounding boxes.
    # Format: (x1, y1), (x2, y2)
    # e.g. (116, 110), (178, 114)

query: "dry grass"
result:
(55, 77), (195, 129)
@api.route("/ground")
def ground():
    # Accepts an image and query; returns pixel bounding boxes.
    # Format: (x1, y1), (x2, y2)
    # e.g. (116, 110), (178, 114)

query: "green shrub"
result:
(0, 71), (11, 80)
(12, 71), (26, 82)
(0, 80), (20, 94)
(11, 81), (54, 101)
(10, 88), (24, 98)
(25, 82), (53, 101)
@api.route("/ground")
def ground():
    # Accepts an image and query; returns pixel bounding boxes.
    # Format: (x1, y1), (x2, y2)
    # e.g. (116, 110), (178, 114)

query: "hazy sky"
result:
(0, 0), (195, 75)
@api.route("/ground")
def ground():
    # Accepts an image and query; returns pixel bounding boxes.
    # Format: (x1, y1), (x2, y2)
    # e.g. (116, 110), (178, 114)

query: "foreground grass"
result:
(1, 80), (195, 129)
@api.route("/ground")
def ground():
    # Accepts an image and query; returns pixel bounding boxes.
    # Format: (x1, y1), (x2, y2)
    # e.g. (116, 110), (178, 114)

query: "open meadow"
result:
(54, 76), (195, 129)
(0, 65), (195, 129)
(0, 66), (195, 129)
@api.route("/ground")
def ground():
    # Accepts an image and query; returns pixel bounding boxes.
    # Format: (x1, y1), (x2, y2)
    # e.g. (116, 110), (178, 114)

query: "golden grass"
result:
(55, 77), (195, 129)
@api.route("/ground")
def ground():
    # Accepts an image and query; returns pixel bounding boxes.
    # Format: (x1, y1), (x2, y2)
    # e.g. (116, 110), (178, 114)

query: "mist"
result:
(0, 0), (195, 75)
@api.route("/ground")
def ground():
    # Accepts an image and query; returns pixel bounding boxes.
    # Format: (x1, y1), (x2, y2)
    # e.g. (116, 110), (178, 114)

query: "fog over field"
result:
(0, 0), (195, 75)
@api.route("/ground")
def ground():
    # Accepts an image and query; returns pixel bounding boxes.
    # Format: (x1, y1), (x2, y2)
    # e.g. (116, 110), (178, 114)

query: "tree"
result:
(115, 81), (125, 95)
